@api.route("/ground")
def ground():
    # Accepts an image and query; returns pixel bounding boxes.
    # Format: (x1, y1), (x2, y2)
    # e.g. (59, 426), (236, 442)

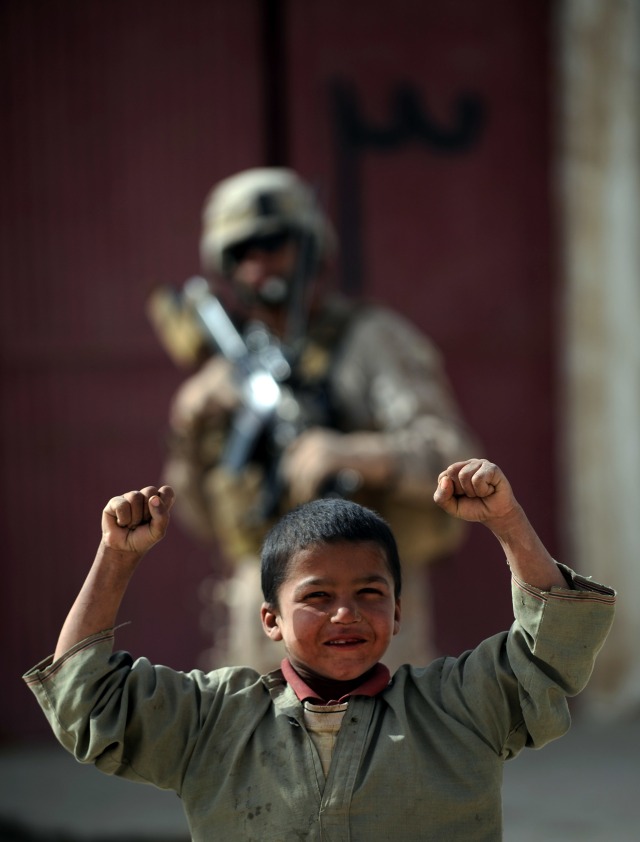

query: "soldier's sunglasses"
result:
(227, 230), (292, 264)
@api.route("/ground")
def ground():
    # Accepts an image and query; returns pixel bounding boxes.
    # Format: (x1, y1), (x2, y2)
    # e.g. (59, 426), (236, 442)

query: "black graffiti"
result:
(330, 80), (487, 293)
(334, 81), (485, 151)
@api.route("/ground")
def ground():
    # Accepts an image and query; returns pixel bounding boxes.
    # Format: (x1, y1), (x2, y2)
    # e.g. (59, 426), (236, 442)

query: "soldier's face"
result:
(228, 232), (298, 310)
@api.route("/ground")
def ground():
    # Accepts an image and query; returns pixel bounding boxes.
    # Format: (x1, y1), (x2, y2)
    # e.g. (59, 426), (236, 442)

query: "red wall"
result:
(1, 0), (556, 741)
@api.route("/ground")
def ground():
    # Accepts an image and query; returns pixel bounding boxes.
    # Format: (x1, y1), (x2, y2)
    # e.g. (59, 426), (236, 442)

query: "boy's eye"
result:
(304, 591), (330, 600)
(359, 587), (384, 596)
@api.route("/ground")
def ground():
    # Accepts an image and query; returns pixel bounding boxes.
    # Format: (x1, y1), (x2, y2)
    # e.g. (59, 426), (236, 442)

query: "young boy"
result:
(23, 458), (615, 841)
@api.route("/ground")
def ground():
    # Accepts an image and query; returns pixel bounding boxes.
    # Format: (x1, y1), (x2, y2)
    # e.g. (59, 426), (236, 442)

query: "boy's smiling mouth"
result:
(325, 637), (366, 646)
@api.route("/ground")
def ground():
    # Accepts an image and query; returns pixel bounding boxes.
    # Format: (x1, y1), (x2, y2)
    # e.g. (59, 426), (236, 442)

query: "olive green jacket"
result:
(23, 566), (614, 841)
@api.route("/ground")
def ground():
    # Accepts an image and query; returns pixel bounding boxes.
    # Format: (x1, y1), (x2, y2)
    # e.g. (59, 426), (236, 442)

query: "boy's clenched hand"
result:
(434, 459), (518, 528)
(435, 458), (567, 591)
(102, 486), (175, 555)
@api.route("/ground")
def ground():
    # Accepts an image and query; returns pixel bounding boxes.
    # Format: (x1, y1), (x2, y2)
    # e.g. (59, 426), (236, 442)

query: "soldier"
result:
(153, 167), (477, 671)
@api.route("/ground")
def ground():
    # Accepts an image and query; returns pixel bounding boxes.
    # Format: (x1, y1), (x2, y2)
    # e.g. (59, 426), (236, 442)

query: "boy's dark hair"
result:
(261, 497), (402, 606)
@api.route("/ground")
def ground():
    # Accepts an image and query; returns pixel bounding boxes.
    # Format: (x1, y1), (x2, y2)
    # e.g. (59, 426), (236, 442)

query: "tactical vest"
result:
(206, 296), (359, 563)
(205, 296), (465, 568)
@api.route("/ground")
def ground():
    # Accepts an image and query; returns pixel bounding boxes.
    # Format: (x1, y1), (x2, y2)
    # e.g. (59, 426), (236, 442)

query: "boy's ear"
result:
(261, 602), (283, 641)
(393, 597), (402, 637)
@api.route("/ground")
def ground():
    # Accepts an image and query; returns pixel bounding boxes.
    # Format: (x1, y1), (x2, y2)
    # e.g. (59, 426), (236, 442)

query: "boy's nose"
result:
(331, 604), (362, 624)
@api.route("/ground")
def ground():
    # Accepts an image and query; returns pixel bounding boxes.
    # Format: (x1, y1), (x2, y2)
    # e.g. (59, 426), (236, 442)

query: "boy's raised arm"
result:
(434, 459), (567, 591)
(54, 485), (175, 661)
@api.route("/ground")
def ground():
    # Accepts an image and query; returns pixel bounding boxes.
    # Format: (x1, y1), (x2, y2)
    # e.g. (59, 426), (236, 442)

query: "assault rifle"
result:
(147, 276), (360, 516)
(183, 276), (298, 475)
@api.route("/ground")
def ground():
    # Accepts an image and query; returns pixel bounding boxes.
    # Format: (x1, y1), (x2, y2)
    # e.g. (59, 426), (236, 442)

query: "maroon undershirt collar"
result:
(281, 658), (391, 705)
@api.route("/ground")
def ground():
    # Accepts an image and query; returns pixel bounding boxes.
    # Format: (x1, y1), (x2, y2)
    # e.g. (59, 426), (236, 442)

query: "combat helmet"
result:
(200, 168), (336, 278)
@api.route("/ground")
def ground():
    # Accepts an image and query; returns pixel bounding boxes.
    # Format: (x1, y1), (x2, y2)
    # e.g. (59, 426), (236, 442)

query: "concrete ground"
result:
(501, 714), (639, 841)
(0, 715), (638, 841)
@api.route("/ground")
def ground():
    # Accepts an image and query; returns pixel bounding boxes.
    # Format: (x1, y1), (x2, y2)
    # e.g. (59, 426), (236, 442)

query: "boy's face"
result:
(261, 541), (401, 682)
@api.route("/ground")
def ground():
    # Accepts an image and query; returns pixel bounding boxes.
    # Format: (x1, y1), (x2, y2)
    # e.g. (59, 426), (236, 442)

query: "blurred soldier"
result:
(151, 167), (477, 672)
